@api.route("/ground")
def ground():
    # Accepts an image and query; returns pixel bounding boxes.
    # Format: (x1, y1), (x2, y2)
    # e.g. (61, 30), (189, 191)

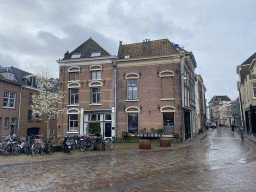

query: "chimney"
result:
(64, 51), (69, 59)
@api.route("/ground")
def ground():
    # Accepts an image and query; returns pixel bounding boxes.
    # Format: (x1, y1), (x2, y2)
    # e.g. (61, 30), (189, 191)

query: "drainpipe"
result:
(113, 62), (117, 141)
(180, 52), (185, 142)
(18, 85), (25, 136)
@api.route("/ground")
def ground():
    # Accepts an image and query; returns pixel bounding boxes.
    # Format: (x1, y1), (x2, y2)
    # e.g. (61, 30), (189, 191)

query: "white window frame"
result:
(3, 91), (16, 109)
(69, 88), (79, 105)
(69, 72), (77, 81)
(127, 79), (138, 100)
(91, 70), (101, 80)
(69, 114), (78, 132)
(91, 87), (101, 104)
(253, 83), (256, 98)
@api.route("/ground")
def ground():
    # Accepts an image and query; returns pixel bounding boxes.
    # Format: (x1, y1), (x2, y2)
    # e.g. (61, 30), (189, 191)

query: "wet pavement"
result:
(1, 127), (256, 191)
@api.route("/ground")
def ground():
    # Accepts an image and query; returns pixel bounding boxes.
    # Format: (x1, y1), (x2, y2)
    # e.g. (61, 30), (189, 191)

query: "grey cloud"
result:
(0, 54), (20, 68)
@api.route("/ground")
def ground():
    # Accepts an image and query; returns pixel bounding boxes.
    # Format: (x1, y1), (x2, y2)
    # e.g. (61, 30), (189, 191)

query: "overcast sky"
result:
(1, 0), (256, 102)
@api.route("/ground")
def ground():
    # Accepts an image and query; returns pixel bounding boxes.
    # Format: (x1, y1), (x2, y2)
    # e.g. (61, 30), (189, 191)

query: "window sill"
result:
(90, 79), (102, 81)
(89, 103), (102, 106)
(68, 104), (79, 107)
(161, 98), (175, 101)
(3, 107), (16, 109)
(126, 99), (139, 102)
(67, 131), (79, 134)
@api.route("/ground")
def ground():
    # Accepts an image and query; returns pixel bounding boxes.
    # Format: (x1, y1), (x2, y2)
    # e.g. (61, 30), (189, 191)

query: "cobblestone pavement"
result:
(1, 127), (256, 191)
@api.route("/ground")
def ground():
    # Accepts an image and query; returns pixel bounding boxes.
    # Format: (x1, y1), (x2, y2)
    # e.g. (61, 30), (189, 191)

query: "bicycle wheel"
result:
(241, 133), (244, 140)
(108, 141), (115, 150)
(31, 144), (35, 156)
(12, 145), (20, 155)
(2, 146), (10, 156)
(80, 142), (86, 152)
(87, 141), (95, 151)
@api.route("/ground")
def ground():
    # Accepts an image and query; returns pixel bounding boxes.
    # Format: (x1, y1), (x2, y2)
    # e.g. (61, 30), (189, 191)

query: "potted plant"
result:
(142, 128), (147, 137)
(172, 132), (180, 141)
(156, 128), (164, 137)
(151, 128), (156, 137)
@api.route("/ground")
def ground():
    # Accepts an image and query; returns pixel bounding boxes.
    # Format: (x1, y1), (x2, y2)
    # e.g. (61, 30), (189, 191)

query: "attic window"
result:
(91, 52), (101, 57)
(71, 53), (81, 59)
(124, 55), (130, 59)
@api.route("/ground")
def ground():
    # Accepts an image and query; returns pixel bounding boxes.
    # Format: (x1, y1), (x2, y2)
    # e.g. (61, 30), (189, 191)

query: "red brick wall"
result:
(0, 80), (20, 137)
(116, 62), (183, 137)
(58, 62), (115, 136)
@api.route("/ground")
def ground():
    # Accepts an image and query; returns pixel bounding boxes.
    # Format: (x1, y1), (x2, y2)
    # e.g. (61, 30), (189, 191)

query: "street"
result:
(1, 127), (256, 191)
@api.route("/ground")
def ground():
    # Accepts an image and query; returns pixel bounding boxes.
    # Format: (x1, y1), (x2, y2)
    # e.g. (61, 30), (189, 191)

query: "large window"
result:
(128, 113), (138, 133)
(3, 91), (16, 108)
(69, 114), (78, 132)
(163, 112), (175, 135)
(91, 87), (101, 104)
(69, 88), (79, 105)
(127, 79), (137, 100)
(91, 71), (101, 80)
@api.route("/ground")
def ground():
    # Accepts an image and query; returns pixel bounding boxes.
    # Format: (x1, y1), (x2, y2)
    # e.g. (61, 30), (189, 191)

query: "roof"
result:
(209, 95), (231, 103)
(239, 65), (250, 84)
(117, 39), (180, 59)
(62, 38), (111, 60)
(242, 52), (256, 65)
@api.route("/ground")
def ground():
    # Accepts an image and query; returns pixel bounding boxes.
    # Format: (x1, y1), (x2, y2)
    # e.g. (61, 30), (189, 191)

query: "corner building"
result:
(115, 39), (197, 140)
(56, 38), (116, 140)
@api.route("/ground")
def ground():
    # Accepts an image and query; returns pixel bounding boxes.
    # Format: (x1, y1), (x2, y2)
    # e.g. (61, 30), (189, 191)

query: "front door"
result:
(184, 110), (191, 140)
(163, 113), (174, 135)
(105, 122), (112, 138)
(27, 128), (39, 136)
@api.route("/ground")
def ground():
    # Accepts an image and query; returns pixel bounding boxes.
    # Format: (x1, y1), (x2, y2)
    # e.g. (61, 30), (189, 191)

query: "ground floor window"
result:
(69, 114), (78, 132)
(163, 112), (174, 135)
(128, 113), (138, 133)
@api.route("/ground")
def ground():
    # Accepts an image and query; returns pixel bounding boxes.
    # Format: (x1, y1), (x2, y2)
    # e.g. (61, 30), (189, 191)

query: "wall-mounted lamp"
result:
(181, 73), (187, 80)
(123, 72), (125, 80)
(124, 105), (126, 111)
(157, 70), (159, 75)
(140, 105), (142, 111)
(157, 104), (160, 111)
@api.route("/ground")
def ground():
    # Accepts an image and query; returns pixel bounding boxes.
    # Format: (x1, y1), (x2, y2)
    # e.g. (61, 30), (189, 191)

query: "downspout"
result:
(180, 51), (185, 142)
(113, 62), (117, 141)
(18, 85), (24, 136)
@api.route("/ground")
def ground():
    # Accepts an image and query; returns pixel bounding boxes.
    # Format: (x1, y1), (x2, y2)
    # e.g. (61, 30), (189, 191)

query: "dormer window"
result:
(91, 52), (101, 57)
(8, 73), (14, 80)
(71, 53), (81, 59)
(24, 76), (38, 88)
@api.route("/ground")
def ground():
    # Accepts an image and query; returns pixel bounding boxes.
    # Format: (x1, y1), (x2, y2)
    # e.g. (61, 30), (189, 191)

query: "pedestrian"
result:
(231, 124), (235, 133)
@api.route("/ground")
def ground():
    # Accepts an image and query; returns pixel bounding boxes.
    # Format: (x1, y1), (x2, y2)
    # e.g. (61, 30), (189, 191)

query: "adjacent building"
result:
(237, 52), (256, 134)
(0, 66), (58, 138)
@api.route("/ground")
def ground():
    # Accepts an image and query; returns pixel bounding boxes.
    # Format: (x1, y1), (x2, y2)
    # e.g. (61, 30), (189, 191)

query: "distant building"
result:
(208, 95), (231, 125)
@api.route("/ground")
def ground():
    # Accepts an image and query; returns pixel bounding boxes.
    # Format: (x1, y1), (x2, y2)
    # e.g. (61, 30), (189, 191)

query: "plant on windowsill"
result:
(151, 128), (156, 137)
(156, 128), (164, 137)
(122, 129), (130, 141)
(141, 128), (147, 137)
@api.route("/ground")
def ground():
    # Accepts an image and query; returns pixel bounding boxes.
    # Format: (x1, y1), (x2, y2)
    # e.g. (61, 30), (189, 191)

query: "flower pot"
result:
(144, 134), (147, 137)
(151, 134), (154, 137)
(147, 133), (151, 137)
(155, 133), (159, 137)
(160, 139), (171, 147)
(139, 140), (151, 149)
(140, 134), (143, 137)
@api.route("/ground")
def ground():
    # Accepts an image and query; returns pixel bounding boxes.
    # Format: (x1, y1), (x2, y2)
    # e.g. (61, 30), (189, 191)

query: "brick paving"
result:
(0, 129), (227, 192)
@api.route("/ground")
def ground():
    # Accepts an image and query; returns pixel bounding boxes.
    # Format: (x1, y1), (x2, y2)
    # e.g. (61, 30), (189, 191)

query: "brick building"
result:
(0, 68), (21, 137)
(56, 38), (116, 139)
(116, 39), (197, 141)
(0, 66), (58, 138)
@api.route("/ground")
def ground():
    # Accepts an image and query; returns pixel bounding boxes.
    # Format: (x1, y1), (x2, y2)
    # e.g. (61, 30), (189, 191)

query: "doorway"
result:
(163, 113), (174, 135)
